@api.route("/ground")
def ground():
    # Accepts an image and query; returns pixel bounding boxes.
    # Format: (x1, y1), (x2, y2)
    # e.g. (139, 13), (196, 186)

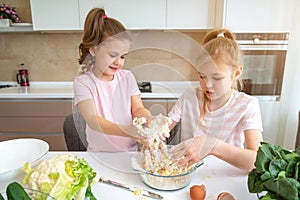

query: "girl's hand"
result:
(158, 131), (170, 142)
(169, 135), (218, 167)
(134, 137), (155, 147)
(132, 114), (171, 144)
(119, 124), (156, 146)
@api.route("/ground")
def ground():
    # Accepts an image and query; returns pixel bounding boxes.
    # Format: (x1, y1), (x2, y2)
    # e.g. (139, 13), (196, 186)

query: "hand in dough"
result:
(133, 114), (172, 144)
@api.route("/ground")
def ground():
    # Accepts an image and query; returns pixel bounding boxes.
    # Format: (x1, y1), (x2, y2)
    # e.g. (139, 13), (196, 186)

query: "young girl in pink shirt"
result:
(74, 8), (153, 152)
(168, 29), (263, 172)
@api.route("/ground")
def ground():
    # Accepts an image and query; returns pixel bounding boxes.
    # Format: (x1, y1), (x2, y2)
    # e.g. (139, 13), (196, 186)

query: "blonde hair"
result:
(199, 29), (243, 125)
(78, 8), (129, 75)
(202, 29), (242, 90)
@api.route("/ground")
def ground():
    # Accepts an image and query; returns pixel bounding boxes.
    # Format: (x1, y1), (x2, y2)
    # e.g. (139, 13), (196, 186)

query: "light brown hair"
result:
(78, 8), (129, 74)
(198, 29), (243, 125)
(202, 29), (242, 86)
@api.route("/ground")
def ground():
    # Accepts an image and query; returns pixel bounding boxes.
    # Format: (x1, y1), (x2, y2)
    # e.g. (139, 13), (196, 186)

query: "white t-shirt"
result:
(168, 88), (263, 147)
(73, 70), (140, 152)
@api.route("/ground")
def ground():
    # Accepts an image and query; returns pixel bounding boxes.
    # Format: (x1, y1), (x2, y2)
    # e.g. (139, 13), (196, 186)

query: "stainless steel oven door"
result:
(240, 48), (287, 96)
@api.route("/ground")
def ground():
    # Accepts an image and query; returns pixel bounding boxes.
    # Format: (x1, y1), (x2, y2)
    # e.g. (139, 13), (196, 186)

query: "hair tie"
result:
(103, 14), (108, 19)
(217, 33), (225, 38)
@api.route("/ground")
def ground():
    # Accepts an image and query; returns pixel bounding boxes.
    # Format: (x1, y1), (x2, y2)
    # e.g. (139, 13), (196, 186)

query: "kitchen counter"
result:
(0, 81), (277, 101)
(0, 151), (257, 199)
(0, 81), (199, 99)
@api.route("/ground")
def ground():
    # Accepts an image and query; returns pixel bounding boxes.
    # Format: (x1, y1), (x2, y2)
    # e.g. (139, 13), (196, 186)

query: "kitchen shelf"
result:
(0, 26), (33, 33)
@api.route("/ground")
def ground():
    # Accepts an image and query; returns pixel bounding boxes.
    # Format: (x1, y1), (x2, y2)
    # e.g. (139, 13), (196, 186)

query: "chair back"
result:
(63, 112), (87, 151)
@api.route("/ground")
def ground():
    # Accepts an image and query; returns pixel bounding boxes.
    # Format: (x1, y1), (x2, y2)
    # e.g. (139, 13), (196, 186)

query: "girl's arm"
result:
(174, 129), (262, 172)
(77, 99), (140, 138)
(130, 95), (151, 120)
(211, 129), (263, 172)
(169, 120), (178, 131)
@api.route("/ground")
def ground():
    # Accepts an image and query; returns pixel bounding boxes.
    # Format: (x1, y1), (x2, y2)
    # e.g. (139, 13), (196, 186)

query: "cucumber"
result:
(0, 193), (5, 200)
(6, 182), (31, 200)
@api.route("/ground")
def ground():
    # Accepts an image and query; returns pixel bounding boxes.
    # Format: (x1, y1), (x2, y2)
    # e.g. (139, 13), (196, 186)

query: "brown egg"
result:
(217, 192), (235, 200)
(190, 184), (206, 200)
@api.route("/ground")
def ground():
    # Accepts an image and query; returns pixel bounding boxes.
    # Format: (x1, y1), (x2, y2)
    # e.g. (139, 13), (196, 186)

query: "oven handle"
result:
(239, 44), (288, 51)
(254, 95), (280, 101)
(236, 40), (288, 45)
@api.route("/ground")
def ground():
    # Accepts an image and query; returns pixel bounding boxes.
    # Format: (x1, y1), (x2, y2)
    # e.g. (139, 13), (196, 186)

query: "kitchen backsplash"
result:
(0, 0), (207, 82)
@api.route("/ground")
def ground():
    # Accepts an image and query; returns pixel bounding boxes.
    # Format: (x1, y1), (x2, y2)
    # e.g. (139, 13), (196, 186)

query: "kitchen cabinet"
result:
(29, 0), (215, 31)
(102, 0), (166, 29)
(0, 100), (72, 150)
(30, 0), (101, 31)
(142, 98), (177, 115)
(104, 0), (215, 29)
(215, 0), (296, 32)
(166, 0), (215, 29)
(30, 0), (80, 31)
(30, 0), (164, 30)
(142, 99), (168, 115)
(79, 0), (102, 29)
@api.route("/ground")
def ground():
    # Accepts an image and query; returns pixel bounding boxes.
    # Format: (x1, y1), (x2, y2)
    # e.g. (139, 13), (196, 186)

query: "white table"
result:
(0, 151), (257, 200)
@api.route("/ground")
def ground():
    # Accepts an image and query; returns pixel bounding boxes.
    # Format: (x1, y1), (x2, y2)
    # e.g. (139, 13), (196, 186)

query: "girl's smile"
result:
(107, 65), (120, 72)
(91, 37), (130, 81)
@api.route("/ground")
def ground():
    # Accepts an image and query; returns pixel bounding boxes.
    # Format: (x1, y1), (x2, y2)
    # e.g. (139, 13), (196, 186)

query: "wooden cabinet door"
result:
(30, 0), (80, 30)
(0, 101), (72, 151)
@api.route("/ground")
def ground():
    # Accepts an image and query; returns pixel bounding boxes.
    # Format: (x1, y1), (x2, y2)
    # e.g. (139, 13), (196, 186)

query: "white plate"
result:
(11, 23), (32, 27)
(0, 138), (49, 182)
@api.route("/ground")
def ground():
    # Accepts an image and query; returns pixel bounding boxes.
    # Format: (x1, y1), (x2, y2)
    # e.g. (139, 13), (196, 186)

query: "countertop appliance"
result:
(16, 69), (30, 86)
(235, 32), (289, 99)
(137, 82), (152, 93)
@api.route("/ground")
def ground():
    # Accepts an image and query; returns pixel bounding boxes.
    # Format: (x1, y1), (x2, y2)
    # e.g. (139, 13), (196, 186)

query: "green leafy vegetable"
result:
(6, 182), (31, 200)
(23, 155), (97, 200)
(248, 142), (300, 200)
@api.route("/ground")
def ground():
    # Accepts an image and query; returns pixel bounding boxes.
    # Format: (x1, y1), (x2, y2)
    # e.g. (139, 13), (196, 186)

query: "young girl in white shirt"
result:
(168, 29), (263, 172)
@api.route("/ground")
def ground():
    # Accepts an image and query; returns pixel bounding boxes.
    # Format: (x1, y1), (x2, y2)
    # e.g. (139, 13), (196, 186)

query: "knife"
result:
(99, 177), (163, 199)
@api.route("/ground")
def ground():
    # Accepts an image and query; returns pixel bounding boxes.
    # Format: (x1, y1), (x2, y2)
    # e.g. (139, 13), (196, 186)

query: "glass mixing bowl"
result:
(131, 149), (204, 191)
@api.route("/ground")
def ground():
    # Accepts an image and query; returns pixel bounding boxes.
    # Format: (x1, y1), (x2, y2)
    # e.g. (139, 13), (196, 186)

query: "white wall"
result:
(277, 0), (300, 149)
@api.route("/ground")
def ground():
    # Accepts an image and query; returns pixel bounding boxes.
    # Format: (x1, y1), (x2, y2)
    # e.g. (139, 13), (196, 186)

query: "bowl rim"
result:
(132, 154), (204, 178)
(140, 160), (204, 177)
(0, 138), (49, 177)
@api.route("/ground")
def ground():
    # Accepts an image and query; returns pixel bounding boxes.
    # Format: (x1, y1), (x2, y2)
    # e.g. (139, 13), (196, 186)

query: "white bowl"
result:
(0, 138), (49, 182)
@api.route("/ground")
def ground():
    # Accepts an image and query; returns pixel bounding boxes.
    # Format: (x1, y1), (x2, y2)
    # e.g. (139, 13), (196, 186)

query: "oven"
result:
(235, 33), (289, 100)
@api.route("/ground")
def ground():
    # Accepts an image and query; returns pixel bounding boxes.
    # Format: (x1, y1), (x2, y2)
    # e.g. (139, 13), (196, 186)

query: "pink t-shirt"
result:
(168, 88), (263, 148)
(73, 70), (140, 152)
